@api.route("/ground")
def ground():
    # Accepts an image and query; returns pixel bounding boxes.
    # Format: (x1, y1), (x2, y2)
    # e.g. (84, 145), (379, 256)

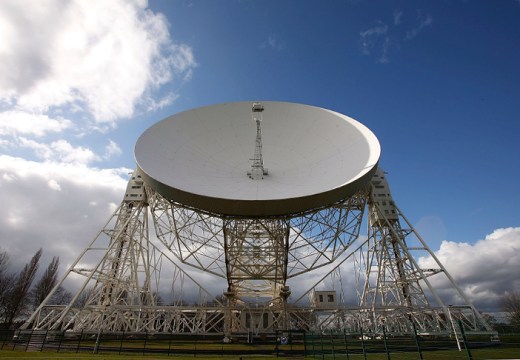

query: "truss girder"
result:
(27, 304), (490, 336)
(223, 218), (289, 299)
(150, 187), (367, 304)
(22, 167), (494, 337)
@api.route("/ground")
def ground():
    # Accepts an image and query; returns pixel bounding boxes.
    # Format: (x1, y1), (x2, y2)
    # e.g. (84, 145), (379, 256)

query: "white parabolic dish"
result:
(135, 101), (381, 217)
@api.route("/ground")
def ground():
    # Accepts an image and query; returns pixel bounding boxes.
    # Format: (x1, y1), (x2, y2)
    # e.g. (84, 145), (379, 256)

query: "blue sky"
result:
(152, 0), (520, 245)
(0, 0), (519, 310)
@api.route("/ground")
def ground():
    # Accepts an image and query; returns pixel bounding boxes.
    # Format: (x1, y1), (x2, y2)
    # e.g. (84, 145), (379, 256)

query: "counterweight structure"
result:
(22, 102), (493, 338)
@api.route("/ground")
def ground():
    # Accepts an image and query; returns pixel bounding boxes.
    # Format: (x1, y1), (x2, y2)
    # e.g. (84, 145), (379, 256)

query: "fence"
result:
(1, 329), (306, 357)
(304, 329), (497, 360)
(1, 328), (516, 359)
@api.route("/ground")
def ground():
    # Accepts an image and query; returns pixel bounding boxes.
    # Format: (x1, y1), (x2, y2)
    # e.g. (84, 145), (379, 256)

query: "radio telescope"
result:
(23, 101), (493, 338)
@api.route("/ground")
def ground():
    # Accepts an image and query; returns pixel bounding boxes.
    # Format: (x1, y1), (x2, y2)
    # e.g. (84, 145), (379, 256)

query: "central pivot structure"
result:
(23, 101), (494, 340)
(248, 102), (268, 180)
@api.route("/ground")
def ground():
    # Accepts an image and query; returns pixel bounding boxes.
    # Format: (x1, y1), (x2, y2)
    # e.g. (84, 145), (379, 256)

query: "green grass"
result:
(2, 334), (519, 360)
(0, 351), (285, 360)
(2, 345), (520, 360)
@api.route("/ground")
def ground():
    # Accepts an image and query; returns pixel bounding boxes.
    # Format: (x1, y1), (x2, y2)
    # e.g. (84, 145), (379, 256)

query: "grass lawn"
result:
(2, 333), (519, 360)
(0, 351), (286, 360)
(1, 345), (520, 360)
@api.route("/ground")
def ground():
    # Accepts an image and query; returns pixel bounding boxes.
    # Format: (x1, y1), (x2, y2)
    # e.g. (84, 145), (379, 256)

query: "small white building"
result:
(311, 290), (337, 308)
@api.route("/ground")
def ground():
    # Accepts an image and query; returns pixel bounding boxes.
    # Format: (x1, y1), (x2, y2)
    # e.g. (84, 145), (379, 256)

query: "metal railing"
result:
(1, 327), (515, 359)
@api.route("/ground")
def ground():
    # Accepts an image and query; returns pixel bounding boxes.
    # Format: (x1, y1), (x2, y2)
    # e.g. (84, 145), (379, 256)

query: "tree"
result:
(30, 256), (73, 307)
(4, 248), (42, 328)
(501, 290), (520, 328)
(0, 248), (15, 326)
(73, 287), (94, 308)
(32, 256), (59, 307)
(0, 248), (8, 274)
(480, 312), (497, 329)
(48, 286), (73, 306)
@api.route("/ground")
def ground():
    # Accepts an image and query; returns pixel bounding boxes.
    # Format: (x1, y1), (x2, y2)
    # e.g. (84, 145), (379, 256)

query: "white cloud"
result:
(0, 0), (201, 303)
(0, 0), (193, 177)
(104, 140), (122, 159)
(359, 24), (388, 55)
(261, 34), (286, 51)
(377, 37), (391, 64)
(51, 140), (99, 164)
(0, 152), (516, 312)
(360, 25), (389, 38)
(418, 227), (520, 310)
(145, 92), (179, 112)
(0, 155), (129, 187)
(0, 111), (72, 137)
(47, 178), (62, 191)
(165, 43), (198, 81)
(406, 11), (433, 40)
(0, 0), (197, 277)
(0, 0), (196, 125)
(18, 138), (99, 164)
(360, 10), (433, 63)
(393, 9), (403, 25)
(359, 23), (391, 64)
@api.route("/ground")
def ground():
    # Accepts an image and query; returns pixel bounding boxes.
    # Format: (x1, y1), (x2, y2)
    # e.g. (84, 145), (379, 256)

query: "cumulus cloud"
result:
(18, 138), (99, 164)
(0, 0), (196, 125)
(287, 227), (519, 311)
(0, 152), (516, 312)
(0, 0), (197, 285)
(0, 111), (72, 137)
(0, 155), (130, 273)
(0, 0), (197, 196)
(0, 153), (224, 302)
(418, 227), (520, 310)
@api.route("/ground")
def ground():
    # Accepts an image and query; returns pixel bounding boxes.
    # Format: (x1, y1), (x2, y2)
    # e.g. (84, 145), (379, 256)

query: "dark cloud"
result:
(0, 156), (128, 272)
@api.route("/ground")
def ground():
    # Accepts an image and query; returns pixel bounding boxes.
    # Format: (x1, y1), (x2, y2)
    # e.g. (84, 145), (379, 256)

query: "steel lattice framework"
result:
(22, 168), (494, 338)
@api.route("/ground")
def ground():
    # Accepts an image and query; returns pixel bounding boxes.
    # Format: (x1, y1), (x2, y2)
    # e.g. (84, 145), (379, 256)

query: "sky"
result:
(0, 0), (519, 312)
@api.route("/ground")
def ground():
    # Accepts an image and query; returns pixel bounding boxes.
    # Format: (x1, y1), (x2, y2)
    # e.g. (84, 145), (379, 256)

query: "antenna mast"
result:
(248, 102), (268, 180)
